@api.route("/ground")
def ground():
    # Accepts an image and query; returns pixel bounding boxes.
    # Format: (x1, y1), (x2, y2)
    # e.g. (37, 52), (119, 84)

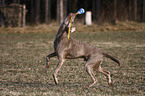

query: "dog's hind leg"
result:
(53, 58), (65, 85)
(85, 62), (98, 87)
(86, 67), (97, 87)
(97, 66), (113, 87)
(46, 52), (56, 68)
(85, 59), (103, 87)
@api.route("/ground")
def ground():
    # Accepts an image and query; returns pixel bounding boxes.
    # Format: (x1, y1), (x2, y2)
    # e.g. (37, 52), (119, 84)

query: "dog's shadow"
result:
(0, 80), (91, 89)
(0, 80), (116, 94)
(0, 81), (54, 89)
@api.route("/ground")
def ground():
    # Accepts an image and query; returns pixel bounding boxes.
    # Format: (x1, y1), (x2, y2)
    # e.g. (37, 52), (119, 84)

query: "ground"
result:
(0, 22), (145, 95)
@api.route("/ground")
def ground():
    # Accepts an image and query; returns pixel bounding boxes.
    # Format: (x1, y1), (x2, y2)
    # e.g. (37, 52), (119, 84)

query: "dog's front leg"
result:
(46, 52), (56, 68)
(53, 58), (65, 85)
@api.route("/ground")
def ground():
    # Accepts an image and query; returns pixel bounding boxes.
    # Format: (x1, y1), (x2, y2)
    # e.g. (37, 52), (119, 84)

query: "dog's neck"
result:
(54, 21), (69, 48)
(55, 22), (67, 40)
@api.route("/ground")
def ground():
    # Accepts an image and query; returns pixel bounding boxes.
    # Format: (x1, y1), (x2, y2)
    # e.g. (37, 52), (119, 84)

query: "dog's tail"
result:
(102, 53), (120, 66)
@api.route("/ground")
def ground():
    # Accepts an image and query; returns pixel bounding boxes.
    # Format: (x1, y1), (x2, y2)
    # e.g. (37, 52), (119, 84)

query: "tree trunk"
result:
(57, 0), (64, 24)
(35, 0), (40, 24)
(60, 0), (63, 23)
(128, 0), (132, 20)
(112, 0), (117, 24)
(30, 0), (35, 24)
(45, 0), (51, 23)
(92, 0), (100, 23)
(57, 0), (60, 24)
(63, 0), (67, 18)
(1, 0), (5, 5)
(134, 0), (137, 21)
(143, 0), (145, 22)
(22, 5), (26, 27)
(137, 0), (142, 21)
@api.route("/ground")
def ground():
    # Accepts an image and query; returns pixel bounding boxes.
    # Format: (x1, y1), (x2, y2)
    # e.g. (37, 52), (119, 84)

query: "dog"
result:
(46, 13), (120, 87)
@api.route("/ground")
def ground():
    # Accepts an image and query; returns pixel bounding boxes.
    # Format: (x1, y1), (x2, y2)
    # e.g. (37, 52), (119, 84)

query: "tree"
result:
(57, 0), (67, 24)
(57, 0), (60, 24)
(60, 0), (63, 23)
(63, 0), (67, 18)
(92, 0), (101, 23)
(112, 0), (117, 24)
(143, 0), (145, 21)
(128, 0), (132, 20)
(45, 0), (51, 23)
(1, 0), (5, 5)
(30, 0), (35, 24)
(134, 0), (137, 21)
(35, 0), (40, 24)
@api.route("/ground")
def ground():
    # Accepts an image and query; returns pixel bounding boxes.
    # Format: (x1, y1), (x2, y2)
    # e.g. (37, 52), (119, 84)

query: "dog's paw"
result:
(109, 82), (114, 88)
(46, 63), (50, 68)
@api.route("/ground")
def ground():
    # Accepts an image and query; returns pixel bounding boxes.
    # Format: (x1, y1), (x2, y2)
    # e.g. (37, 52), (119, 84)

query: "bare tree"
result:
(143, 0), (145, 21)
(134, 0), (137, 21)
(128, 0), (132, 20)
(92, 0), (101, 23)
(63, 0), (67, 18)
(35, 0), (40, 24)
(57, 0), (60, 24)
(57, 0), (67, 24)
(30, 0), (35, 24)
(60, 0), (63, 23)
(45, 0), (51, 23)
(1, 0), (5, 5)
(112, 0), (117, 24)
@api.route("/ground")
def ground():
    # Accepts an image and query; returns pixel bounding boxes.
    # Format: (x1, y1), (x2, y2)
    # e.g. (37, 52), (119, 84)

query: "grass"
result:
(0, 22), (145, 95)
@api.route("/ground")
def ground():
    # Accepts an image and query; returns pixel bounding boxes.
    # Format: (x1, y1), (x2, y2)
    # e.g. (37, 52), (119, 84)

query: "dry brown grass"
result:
(0, 22), (145, 95)
(0, 21), (145, 34)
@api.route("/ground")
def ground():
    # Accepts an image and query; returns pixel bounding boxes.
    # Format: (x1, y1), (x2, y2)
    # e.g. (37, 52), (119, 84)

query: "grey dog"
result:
(46, 13), (120, 87)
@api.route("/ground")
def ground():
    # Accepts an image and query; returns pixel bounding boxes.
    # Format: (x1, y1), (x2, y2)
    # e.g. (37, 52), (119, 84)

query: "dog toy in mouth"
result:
(76, 8), (85, 15)
(67, 8), (85, 39)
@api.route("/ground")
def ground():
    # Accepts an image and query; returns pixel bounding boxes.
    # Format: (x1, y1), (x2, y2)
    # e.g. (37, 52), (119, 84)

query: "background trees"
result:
(0, 0), (145, 25)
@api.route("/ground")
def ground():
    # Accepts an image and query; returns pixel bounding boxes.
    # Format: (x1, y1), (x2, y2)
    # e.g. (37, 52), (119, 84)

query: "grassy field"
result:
(0, 23), (145, 95)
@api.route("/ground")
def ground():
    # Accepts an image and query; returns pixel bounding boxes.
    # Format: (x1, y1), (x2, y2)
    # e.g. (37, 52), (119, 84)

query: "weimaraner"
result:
(46, 13), (120, 87)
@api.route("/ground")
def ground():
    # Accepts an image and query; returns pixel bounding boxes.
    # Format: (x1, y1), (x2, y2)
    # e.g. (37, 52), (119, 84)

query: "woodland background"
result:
(0, 0), (145, 25)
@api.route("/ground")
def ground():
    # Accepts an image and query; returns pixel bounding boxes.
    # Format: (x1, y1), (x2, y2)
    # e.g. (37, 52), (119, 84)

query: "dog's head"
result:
(64, 13), (77, 34)
(56, 13), (77, 38)
(64, 13), (76, 27)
